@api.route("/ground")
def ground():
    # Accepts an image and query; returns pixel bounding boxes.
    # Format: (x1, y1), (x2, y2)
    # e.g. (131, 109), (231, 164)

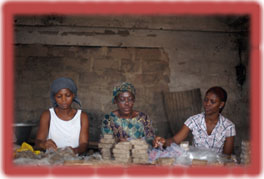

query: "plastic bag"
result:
(148, 143), (185, 164)
(174, 146), (219, 165)
(149, 144), (237, 166)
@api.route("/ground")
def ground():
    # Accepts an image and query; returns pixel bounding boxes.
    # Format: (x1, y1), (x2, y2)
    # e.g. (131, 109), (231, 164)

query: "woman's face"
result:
(203, 92), (224, 116)
(116, 91), (135, 116)
(55, 88), (74, 109)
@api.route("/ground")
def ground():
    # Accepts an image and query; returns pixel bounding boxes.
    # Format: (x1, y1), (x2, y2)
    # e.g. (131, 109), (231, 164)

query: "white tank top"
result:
(48, 108), (81, 148)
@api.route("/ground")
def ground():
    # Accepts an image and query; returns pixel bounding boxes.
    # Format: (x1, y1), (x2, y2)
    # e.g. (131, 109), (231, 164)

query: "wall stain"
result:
(38, 31), (59, 35)
(104, 30), (116, 35)
(61, 32), (95, 36)
(147, 34), (157, 37)
(118, 30), (130, 36)
(178, 62), (186, 65)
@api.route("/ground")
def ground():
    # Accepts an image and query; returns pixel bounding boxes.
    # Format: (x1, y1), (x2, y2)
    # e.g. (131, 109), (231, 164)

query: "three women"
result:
(35, 78), (235, 156)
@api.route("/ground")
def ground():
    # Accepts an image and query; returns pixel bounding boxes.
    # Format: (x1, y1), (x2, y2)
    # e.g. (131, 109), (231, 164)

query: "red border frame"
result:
(2, 1), (261, 177)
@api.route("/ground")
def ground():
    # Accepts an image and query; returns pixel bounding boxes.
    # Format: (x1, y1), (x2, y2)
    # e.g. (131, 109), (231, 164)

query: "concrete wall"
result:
(15, 45), (171, 142)
(14, 15), (249, 153)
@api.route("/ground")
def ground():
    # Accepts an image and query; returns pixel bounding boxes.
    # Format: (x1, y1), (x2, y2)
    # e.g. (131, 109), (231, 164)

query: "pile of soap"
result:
(98, 134), (115, 160)
(113, 141), (132, 164)
(240, 140), (250, 165)
(130, 139), (149, 164)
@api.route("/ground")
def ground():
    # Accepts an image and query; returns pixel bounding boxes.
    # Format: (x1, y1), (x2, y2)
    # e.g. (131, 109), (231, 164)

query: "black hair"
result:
(206, 86), (227, 113)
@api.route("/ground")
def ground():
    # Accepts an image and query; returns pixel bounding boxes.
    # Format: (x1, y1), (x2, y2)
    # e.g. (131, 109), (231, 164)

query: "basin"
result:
(13, 123), (37, 145)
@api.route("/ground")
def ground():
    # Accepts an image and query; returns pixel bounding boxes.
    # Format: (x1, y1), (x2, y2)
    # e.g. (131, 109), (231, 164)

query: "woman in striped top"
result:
(153, 86), (236, 155)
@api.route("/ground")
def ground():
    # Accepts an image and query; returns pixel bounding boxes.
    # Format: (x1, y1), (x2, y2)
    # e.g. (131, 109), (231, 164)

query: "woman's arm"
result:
(166, 125), (190, 146)
(153, 124), (190, 148)
(223, 136), (234, 155)
(71, 112), (89, 154)
(35, 110), (57, 150)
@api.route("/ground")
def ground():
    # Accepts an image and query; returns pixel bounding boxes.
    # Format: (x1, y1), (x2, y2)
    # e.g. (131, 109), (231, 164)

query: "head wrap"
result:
(112, 82), (136, 104)
(50, 77), (81, 107)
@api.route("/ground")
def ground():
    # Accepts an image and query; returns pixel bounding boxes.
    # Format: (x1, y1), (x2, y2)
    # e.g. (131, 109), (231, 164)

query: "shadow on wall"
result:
(85, 110), (105, 142)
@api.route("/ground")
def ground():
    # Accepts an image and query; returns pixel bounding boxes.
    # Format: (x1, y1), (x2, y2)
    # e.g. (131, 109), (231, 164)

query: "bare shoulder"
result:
(80, 111), (89, 129)
(40, 109), (50, 121)
(81, 111), (89, 120)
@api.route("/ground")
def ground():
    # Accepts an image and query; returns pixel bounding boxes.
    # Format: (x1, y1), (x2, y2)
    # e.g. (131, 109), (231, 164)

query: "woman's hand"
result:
(42, 139), (57, 150)
(153, 136), (166, 148)
(69, 147), (78, 154)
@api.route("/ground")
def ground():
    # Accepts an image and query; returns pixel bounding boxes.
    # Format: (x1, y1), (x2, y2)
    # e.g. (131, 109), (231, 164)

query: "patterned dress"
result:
(101, 112), (155, 144)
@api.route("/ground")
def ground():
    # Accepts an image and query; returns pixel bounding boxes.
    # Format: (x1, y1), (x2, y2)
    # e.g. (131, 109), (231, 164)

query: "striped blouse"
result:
(184, 113), (236, 153)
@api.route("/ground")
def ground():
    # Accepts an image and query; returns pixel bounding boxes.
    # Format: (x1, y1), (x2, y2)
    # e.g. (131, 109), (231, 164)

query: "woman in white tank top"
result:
(35, 77), (89, 155)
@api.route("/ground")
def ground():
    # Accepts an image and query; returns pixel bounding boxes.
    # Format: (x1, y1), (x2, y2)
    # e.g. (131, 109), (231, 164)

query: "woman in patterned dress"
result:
(101, 82), (155, 145)
(153, 86), (236, 155)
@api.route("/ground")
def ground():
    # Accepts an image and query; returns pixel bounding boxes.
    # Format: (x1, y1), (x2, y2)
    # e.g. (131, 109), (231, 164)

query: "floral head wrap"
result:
(112, 82), (136, 104)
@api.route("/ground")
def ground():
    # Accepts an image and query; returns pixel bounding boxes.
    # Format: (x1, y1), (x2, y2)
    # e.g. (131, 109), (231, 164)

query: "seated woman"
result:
(35, 77), (89, 155)
(101, 82), (155, 145)
(153, 86), (236, 155)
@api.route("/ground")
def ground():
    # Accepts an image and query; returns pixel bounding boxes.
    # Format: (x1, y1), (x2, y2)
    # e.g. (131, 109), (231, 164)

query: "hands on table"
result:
(153, 136), (166, 149)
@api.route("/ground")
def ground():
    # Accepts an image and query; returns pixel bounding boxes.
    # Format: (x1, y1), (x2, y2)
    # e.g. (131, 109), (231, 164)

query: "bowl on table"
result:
(13, 123), (37, 145)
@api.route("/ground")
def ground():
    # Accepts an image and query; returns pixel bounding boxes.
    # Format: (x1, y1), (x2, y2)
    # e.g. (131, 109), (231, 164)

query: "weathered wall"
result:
(14, 15), (249, 153)
(14, 45), (171, 142)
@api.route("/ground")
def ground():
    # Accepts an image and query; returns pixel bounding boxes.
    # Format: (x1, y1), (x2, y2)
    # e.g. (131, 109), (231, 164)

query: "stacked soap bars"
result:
(240, 140), (251, 165)
(130, 139), (149, 164)
(112, 139), (150, 165)
(113, 141), (132, 164)
(155, 157), (175, 166)
(98, 134), (115, 160)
